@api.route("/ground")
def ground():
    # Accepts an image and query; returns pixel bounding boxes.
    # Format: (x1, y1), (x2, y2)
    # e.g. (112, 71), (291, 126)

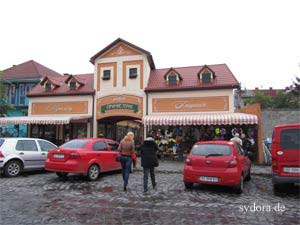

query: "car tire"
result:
(4, 160), (22, 178)
(56, 172), (68, 178)
(245, 168), (251, 181)
(273, 183), (283, 192)
(87, 164), (100, 181)
(235, 175), (244, 194)
(184, 182), (193, 189)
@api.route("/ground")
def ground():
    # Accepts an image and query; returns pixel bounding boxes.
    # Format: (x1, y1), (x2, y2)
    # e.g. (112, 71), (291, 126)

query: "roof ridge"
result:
(154, 63), (227, 71)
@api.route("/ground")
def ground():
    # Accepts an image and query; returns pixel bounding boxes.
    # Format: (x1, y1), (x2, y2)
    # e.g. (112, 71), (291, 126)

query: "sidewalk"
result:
(135, 159), (272, 176)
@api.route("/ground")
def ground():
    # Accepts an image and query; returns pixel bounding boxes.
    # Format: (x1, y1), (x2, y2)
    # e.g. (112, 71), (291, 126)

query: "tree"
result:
(286, 76), (300, 108)
(244, 92), (273, 109)
(0, 71), (14, 116)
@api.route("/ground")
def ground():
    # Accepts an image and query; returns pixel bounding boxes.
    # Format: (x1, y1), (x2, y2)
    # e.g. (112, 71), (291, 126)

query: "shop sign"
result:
(152, 96), (229, 112)
(32, 101), (88, 115)
(101, 103), (138, 113)
(97, 94), (143, 120)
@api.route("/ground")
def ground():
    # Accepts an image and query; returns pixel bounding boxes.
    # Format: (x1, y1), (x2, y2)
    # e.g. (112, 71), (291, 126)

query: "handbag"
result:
(115, 155), (122, 162)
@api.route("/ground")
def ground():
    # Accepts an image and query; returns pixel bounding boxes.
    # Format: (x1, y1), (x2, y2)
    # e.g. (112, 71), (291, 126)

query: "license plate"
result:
(283, 167), (300, 173)
(54, 154), (64, 159)
(199, 176), (218, 182)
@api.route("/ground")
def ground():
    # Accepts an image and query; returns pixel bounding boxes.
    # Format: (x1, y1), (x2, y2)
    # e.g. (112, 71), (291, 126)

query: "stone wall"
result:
(262, 110), (300, 138)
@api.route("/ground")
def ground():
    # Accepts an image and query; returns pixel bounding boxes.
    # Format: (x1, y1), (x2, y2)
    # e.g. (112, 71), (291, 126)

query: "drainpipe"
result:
(91, 94), (95, 138)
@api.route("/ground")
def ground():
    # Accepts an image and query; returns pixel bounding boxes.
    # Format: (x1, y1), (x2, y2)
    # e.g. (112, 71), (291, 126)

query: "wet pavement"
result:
(0, 162), (299, 225)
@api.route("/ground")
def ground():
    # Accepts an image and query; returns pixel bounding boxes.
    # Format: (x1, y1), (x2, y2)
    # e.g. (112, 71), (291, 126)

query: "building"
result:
(0, 38), (262, 162)
(0, 60), (61, 137)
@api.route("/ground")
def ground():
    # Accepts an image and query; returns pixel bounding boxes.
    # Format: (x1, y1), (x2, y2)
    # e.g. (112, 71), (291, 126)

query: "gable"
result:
(101, 43), (142, 58)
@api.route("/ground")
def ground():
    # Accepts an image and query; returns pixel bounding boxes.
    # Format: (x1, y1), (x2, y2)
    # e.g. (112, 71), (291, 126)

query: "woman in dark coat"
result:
(140, 135), (159, 193)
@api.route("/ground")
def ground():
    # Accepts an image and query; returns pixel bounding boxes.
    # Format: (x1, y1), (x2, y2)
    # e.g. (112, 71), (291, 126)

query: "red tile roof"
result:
(145, 64), (239, 92)
(1, 60), (62, 79)
(27, 73), (95, 97)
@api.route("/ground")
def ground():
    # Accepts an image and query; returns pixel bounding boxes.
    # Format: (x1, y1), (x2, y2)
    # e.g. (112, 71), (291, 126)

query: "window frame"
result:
(19, 84), (26, 105)
(45, 83), (52, 91)
(129, 68), (138, 79)
(102, 69), (111, 80)
(70, 81), (77, 90)
(168, 75), (177, 85)
(201, 73), (212, 83)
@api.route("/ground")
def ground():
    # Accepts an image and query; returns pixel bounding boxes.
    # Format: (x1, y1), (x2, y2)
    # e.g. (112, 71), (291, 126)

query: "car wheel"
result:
(87, 164), (100, 181)
(4, 160), (22, 178)
(273, 183), (283, 192)
(245, 168), (251, 181)
(235, 175), (244, 194)
(184, 182), (193, 189)
(56, 172), (68, 178)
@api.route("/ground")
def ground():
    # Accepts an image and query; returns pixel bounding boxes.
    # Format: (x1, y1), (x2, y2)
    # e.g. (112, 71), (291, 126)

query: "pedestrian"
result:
(230, 133), (243, 146)
(140, 135), (159, 193)
(118, 131), (135, 191)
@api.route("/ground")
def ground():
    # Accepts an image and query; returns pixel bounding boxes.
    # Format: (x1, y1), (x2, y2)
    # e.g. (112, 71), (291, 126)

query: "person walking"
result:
(118, 131), (135, 191)
(140, 135), (159, 193)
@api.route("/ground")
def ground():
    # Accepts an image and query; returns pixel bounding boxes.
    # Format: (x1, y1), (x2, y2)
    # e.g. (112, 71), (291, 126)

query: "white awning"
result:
(144, 113), (258, 126)
(0, 115), (92, 125)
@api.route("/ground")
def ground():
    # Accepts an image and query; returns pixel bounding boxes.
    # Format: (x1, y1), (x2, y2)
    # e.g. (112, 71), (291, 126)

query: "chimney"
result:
(255, 87), (259, 91)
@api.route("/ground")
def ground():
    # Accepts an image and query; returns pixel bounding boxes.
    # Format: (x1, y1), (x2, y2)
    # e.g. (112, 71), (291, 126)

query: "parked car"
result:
(45, 138), (137, 181)
(0, 138), (57, 177)
(271, 123), (300, 190)
(183, 141), (251, 193)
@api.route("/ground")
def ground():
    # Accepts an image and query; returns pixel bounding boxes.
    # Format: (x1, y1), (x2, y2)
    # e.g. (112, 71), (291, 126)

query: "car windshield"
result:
(191, 144), (232, 156)
(60, 140), (89, 149)
(280, 129), (300, 150)
(0, 139), (4, 147)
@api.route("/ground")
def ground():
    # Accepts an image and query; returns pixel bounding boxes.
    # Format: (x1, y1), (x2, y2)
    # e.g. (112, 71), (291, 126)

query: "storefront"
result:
(0, 38), (262, 162)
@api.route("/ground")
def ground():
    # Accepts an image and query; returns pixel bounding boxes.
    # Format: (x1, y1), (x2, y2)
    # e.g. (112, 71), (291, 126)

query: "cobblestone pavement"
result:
(1, 165), (299, 225)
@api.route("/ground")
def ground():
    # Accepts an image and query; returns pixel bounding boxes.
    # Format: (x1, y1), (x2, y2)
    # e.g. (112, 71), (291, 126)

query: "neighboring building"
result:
(236, 87), (286, 108)
(0, 60), (61, 137)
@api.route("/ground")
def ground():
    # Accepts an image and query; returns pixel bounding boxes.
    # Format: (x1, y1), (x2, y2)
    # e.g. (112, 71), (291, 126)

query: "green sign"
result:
(101, 103), (138, 113)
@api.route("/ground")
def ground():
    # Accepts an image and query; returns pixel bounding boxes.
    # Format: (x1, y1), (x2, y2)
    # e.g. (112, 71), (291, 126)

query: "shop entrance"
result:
(97, 116), (143, 144)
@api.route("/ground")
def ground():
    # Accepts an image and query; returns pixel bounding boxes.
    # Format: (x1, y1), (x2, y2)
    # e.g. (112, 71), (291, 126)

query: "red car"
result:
(45, 138), (137, 181)
(272, 123), (300, 190)
(183, 141), (251, 193)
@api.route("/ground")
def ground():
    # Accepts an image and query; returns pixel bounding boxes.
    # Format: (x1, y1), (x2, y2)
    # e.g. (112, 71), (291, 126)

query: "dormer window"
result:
(102, 70), (111, 80)
(168, 75), (177, 85)
(129, 68), (138, 79)
(164, 68), (182, 85)
(70, 81), (76, 90)
(45, 83), (51, 91)
(198, 66), (215, 84)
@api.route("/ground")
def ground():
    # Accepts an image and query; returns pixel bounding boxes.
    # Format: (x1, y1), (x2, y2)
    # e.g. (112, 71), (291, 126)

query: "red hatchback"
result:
(45, 138), (137, 181)
(183, 141), (251, 193)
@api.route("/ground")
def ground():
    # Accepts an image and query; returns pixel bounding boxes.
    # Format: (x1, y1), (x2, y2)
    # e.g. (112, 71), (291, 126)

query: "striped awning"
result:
(0, 115), (91, 125)
(144, 113), (258, 126)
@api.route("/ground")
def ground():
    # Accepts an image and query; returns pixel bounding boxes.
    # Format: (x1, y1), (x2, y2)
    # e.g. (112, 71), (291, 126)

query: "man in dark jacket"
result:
(141, 135), (159, 193)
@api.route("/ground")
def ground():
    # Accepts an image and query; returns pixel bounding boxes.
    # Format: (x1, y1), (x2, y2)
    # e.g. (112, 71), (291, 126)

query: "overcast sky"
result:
(1, 0), (299, 89)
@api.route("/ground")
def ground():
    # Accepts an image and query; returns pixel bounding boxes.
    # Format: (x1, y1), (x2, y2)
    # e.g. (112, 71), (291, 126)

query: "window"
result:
(38, 140), (56, 152)
(102, 70), (111, 80)
(4, 84), (10, 101)
(93, 141), (107, 151)
(10, 84), (16, 104)
(16, 140), (38, 152)
(129, 68), (138, 79)
(108, 141), (119, 151)
(60, 140), (89, 149)
(70, 82), (76, 90)
(191, 144), (232, 156)
(19, 84), (26, 105)
(280, 129), (300, 150)
(168, 75), (177, 85)
(45, 83), (51, 91)
(202, 73), (212, 83)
